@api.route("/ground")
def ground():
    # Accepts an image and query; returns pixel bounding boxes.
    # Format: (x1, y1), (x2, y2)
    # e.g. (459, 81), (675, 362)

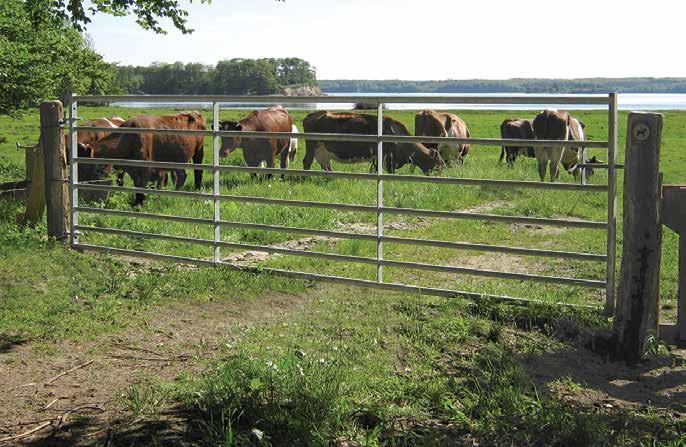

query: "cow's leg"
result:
(174, 170), (187, 190)
(550, 146), (565, 182)
(534, 147), (547, 182)
(279, 148), (289, 180)
(131, 168), (150, 207)
(116, 169), (125, 186)
(303, 140), (316, 170)
(193, 145), (204, 189)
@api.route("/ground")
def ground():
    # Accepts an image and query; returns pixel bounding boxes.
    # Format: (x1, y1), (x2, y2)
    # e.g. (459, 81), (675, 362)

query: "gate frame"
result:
(67, 93), (618, 311)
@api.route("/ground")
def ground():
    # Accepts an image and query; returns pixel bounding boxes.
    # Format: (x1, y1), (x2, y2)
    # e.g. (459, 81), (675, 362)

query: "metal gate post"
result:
(377, 102), (384, 283)
(69, 94), (79, 247)
(213, 102), (221, 264)
(605, 92), (619, 315)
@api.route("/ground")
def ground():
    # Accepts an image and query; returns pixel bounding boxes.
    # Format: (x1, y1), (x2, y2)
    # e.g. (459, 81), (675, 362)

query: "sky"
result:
(87, 0), (686, 80)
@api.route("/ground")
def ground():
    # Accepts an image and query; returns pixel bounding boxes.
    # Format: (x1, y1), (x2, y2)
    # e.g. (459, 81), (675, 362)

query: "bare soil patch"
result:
(0, 292), (309, 445)
(520, 344), (686, 415)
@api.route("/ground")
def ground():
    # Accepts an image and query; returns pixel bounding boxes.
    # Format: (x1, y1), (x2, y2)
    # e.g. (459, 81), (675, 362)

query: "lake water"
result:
(112, 93), (686, 111)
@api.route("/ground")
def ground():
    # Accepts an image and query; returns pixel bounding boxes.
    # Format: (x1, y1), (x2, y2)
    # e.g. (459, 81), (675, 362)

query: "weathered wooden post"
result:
(661, 186), (686, 345)
(39, 101), (69, 241)
(613, 112), (663, 363)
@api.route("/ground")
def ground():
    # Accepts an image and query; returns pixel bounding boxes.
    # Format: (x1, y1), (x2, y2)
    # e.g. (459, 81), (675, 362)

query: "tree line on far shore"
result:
(115, 58), (317, 96)
(319, 78), (686, 94)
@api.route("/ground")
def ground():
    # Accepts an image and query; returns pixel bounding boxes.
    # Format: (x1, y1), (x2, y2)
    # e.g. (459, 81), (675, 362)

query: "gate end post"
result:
(40, 100), (69, 242)
(613, 111), (663, 364)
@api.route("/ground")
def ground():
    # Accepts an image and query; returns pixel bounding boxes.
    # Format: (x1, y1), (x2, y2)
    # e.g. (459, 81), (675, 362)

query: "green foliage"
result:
(184, 351), (344, 445)
(22, 0), (214, 35)
(320, 78), (686, 94)
(0, 0), (119, 116)
(115, 58), (317, 95)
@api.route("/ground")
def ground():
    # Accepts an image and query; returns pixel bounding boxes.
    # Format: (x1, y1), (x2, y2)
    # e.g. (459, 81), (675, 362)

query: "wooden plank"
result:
(613, 112), (664, 363)
(40, 101), (69, 241)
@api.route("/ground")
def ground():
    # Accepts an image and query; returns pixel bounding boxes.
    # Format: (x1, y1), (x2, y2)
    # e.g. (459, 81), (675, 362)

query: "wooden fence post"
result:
(613, 112), (663, 363)
(40, 101), (69, 241)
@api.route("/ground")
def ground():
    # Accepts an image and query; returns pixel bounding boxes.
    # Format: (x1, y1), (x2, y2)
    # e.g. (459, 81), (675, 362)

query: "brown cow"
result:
(499, 119), (536, 167)
(415, 110), (470, 165)
(532, 109), (571, 182)
(219, 106), (293, 176)
(302, 111), (445, 175)
(87, 111), (206, 206)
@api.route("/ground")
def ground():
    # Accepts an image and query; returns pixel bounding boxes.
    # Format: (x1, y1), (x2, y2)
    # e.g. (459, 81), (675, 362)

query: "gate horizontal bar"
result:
(73, 242), (602, 310)
(74, 207), (606, 261)
(75, 184), (606, 229)
(379, 259), (605, 288)
(76, 126), (608, 148)
(76, 225), (605, 288)
(75, 157), (608, 192)
(75, 206), (213, 226)
(73, 93), (611, 105)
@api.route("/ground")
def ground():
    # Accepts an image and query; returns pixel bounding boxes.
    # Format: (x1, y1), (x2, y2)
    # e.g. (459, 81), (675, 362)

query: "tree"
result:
(0, 0), (119, 115)
(24, 0), (282, 35)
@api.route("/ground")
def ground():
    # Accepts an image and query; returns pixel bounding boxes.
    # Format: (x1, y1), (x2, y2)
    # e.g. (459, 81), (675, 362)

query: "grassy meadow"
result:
(0, 106), (685, 445)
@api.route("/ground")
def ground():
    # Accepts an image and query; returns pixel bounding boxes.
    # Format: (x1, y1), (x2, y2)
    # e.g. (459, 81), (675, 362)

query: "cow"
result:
(531, 109), (571, 182)
(561, 117), (601, 182)
(65, 117), (124, 152)
(499, 119), (535, 167)
(289, 124), (299, 164)
(219, 106), (293, 175)
(415, 110), (470, 165)
(302, 111), (445, 175)
(87, 111), (206, 206)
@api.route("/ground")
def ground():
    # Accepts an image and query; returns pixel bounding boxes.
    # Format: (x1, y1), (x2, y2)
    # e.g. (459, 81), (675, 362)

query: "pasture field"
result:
(0, 107), (685, 445)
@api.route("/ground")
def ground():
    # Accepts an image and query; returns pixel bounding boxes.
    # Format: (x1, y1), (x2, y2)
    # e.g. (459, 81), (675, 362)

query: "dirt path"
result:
(0, 293), (308, 445)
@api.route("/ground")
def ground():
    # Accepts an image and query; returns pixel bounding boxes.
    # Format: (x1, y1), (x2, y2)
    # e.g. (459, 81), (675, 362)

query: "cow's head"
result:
(383, 118), (445, 175)
(76, 143), (109, 181)
(219, 120), (243, 157)
(178, 111), (206, 129)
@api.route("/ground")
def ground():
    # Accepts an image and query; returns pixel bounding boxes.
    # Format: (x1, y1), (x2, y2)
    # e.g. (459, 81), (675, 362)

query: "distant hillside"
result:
(318, 78), (686, 94)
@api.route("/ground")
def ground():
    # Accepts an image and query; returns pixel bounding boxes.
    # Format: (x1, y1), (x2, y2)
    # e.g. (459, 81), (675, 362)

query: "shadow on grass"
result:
(0, 333), (27, 353)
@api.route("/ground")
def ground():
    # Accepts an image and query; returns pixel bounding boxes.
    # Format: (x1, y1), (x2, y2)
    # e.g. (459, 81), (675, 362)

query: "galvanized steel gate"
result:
(68, 94), (619, 312)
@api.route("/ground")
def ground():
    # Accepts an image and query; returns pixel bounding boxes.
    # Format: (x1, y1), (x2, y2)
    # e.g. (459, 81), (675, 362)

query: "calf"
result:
(499, 119), (535, 167)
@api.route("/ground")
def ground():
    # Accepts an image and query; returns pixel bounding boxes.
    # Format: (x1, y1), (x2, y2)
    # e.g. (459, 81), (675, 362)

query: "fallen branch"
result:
(0, 421), (52, 444)
(43, 398), (60, 410)
(46, 360), (94, 385)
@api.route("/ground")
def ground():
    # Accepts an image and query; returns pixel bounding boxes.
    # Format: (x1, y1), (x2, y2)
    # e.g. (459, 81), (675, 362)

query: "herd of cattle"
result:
(72, 107), (600, 205)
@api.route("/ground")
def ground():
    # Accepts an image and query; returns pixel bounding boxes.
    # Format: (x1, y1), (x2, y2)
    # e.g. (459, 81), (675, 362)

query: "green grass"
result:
(2, 106), (686, 446)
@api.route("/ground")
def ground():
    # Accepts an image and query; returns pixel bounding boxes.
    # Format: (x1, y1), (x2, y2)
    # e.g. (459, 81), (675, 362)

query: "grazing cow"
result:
(87, 111), (206, 205)
(531, 109), (571, 182)
(288, 124), (299, 164)
(561, 117), (602, 182)
(302, 111), (445, 175)
(65, 117), (124, 152)
(499, 119), (536, 167)
(415, 110), (470, 165)
(219, 106), (293, 175)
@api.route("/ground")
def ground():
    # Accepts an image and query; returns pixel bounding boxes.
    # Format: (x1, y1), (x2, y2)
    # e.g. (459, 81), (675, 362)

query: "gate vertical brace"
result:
(69, 94), (79, 247)
(213, 102), (221, 264)
(377, 102), (384, 283)
(605, 92), (619, 315)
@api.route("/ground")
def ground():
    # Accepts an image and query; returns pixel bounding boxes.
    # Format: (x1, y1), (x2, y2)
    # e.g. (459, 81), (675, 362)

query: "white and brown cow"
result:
(561, 117), (601, 182)
(288, 124), (299, 164)
(531, 109), (571, 182)
(415, 110), (470, 165)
